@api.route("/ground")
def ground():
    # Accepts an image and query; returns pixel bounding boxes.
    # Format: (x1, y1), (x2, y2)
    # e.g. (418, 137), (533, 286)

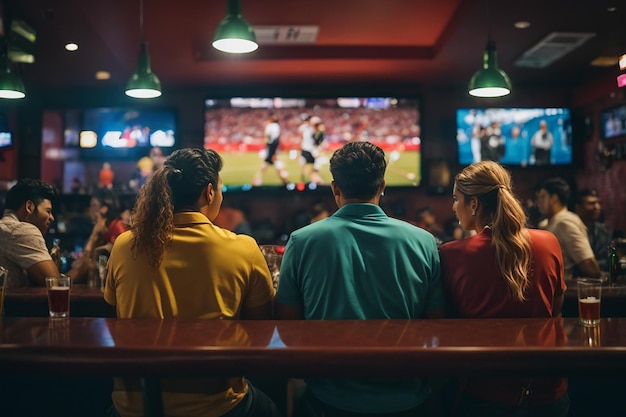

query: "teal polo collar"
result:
(333, 203), (387, 219)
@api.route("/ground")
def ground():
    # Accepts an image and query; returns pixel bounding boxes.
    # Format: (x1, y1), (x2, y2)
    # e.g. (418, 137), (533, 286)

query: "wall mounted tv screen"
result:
(79, 108), (177, 159)
(204, 97), (421, 190)
(456, 108), (572, 166)
(600, 104), (626, 140)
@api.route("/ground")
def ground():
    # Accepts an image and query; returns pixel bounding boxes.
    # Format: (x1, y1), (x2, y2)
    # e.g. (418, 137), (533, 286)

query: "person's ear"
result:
(25, 200), (35, 215)
(470, 196), (479, 212)
(206, 183), (215, 204)
(330, 180), (339, 197)
(379, 179), (386, 197)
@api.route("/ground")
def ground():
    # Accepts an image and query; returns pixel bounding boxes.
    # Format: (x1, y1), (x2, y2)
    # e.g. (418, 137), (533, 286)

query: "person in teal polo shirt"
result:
(276, 141), (445, 417)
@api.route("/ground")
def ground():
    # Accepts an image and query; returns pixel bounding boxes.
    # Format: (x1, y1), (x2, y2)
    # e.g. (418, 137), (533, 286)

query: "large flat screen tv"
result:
(456, 108), (572, 166)
(79, 108), (177, 160)
(204, 97), (421, 190)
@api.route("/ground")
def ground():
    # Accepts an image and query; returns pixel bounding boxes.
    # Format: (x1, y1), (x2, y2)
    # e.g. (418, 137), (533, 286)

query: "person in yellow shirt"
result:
(104, 147), (280, 417)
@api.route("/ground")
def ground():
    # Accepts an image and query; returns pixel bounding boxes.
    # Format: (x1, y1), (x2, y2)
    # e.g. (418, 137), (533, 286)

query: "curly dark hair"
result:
(538, 177), (571, 206)
(131, 148), (223, 267)
(5, 179), (57, 210)
(329, 141), (386, 200)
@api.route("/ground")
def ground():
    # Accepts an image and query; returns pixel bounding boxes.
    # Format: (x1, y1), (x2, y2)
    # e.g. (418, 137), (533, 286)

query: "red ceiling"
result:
(7, 0), (626, 90)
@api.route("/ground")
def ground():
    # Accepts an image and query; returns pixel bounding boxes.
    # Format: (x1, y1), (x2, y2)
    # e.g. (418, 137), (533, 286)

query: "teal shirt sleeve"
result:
(276, 235), (303, 307)
(424, 236), (445, 314)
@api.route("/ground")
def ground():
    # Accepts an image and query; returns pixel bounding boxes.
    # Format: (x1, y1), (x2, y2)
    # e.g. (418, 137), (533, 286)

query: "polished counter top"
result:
(1, 317), (625, 378)
(564, 280), (626, 297)
(5, 285), (105, 300)
(3, 286), (115, 317)
(5, 285), (626, 320)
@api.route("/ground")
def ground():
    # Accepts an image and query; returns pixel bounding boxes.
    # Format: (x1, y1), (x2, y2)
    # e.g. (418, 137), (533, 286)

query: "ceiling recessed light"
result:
(514, 21), (531, 29)
(64, 43), (79, 52)
(95, 71), (111, 80)
(590, 56), (620, 67)
(607, 7), (617, 12)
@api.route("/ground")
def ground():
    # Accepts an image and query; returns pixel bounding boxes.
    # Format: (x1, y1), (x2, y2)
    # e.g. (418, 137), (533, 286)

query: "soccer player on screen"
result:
(253, 114), (290, 186)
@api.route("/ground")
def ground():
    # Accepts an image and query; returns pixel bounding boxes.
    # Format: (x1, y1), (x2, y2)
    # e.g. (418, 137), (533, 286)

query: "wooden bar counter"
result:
(1, 317), (626, 378)
(5, 283), (626, 319)
(3, 286), (116, 317)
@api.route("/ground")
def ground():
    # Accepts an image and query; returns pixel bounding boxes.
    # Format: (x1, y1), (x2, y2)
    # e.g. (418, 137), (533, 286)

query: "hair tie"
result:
(169, 167), (183, 182)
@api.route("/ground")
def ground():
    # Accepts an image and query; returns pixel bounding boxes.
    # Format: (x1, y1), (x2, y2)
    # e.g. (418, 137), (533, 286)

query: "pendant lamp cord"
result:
(1, 0), (11, 58)
(139, 0), (145, 42)
(486, 0), (491, 42)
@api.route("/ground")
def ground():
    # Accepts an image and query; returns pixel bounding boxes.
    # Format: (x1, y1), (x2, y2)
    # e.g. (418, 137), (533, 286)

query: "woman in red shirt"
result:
(439, 161), (568, 417)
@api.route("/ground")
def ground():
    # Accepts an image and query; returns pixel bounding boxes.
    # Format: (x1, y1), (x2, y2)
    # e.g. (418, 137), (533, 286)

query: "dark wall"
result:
(3, 78), (626, 235)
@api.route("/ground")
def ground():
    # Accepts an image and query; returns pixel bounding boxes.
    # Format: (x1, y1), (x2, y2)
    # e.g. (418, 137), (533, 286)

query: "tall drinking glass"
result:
(259, 245), (284, 289)
(97, 255), (108, 292)
(577, 278), (603, 327)
(46, 275), (71, 318)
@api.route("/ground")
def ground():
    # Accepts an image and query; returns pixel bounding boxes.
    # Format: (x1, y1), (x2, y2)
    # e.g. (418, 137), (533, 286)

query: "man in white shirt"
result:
(0, 179), (84, 288)
(535, 177), (600, 280)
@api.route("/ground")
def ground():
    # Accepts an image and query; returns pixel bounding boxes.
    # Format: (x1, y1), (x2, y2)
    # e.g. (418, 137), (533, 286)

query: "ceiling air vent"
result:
(252, 26), (319, 44)
(515, 32), (595, 68)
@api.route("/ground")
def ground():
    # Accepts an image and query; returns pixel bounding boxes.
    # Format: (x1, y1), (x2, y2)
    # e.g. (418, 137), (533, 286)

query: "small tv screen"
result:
(0, 132), (12, 149)
(80, 108), (177, 159)
(456, 108), (572, 166)
(204, 97), (421, 190)
(600, 104), (626, 140)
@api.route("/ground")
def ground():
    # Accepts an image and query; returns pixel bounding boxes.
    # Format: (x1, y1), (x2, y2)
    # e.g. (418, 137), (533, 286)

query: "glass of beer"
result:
(577, 278), (603, 327)
(0, 266), (7, 316)
(259, 245), (284, 289)
(97, 255), (108, 292)
(46, 275), (71, 318)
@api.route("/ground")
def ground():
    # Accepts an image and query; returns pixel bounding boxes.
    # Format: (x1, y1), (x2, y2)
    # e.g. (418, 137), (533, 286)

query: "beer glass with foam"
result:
(45, 275), (71, 318)
(577, 278), (603, 327)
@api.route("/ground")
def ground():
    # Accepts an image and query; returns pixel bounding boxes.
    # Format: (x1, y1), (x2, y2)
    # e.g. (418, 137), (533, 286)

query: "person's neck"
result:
(474, 223), (489, 234)
(11, 208), (28, 223)
(547, 204), (567, 220)
(338, 197), (379, 207)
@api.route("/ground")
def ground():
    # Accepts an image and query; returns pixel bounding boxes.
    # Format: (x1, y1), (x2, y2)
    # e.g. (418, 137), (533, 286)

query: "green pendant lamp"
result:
(126, 0), (161, 99)
(468, 0), (511, 98)
(212, 0), (258, 54)
(0, 54), (25, 99)
(468, 40), (511, 97)
(0, 24), (25, 99)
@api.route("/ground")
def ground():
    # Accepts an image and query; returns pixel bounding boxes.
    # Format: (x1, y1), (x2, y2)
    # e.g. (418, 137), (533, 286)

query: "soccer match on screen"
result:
(203, 97), (421, 189)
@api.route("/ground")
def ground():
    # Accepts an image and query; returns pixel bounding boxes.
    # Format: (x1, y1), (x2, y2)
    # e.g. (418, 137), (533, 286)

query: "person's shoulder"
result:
(285, 217), (342, 246)
(551, 210), (579, 227)
(528, 228), (562, 255)
(528, 228), (559, 243)
(231, 232), (259, 247)
(561, 211), (587, 229)
(291, 219), (329, 237)
(112, 229), (134, 247)
(404, 220), (440, 242)
(440, 237), (469, 254)
(215, 228), (264, 253)
(7, 220), (42, 237)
